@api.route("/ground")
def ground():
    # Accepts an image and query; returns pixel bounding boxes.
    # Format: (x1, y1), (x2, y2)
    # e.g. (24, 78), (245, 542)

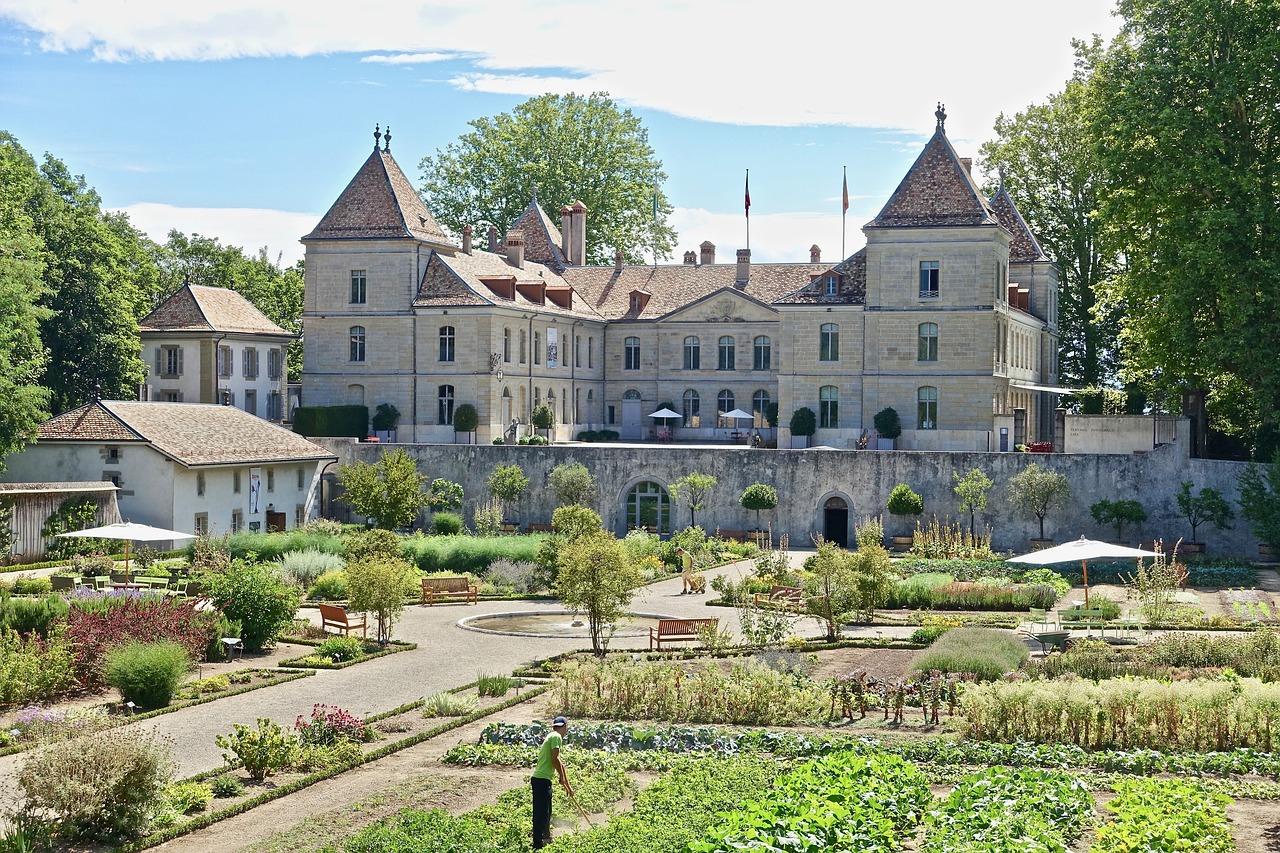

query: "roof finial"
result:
(93, 383), (101, 401)
(383, 125), (391, 153)
(374, 124), (382, 151)
(997, 166), (1006, 190)
(531, 184), (538, 202)
(935, 102), (946, 133)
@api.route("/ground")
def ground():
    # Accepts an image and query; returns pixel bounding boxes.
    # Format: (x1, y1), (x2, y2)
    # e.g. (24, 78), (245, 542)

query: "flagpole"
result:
(744, 169), (751, 252)
(841, 166), (848, 260)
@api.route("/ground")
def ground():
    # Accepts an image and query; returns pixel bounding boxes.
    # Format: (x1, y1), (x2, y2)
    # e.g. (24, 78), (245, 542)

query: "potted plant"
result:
(371, 403), (400, 442)
(1175, 481), (1234, 554)
(873, 407), (902, 450)
(1089, 498), (1147, 545)
(886, 483), (923, 551)
(1239, 451), (1280, 560)
(1007, 462), (1070, 549)
(739, 483), (778, 543)
(451, 404), (479, 445)
(789, 407), (816, 449)
(531, 404), (555, 442)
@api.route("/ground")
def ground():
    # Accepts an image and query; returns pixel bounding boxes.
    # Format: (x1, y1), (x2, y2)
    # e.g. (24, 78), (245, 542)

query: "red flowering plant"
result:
(294, 704), (371, 745)
(64, 596), (220, 688)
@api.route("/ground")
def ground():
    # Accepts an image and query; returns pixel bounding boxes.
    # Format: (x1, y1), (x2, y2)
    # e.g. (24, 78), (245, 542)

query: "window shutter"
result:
(177, 391), (184, 402)
(177, 348), (184, 376)
(154, 348), (162, 376)
(254, 349), (260, 377)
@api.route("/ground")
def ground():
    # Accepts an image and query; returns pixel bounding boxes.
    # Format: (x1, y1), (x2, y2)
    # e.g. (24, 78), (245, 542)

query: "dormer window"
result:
(824, 275), (839, 297)
(628, 290), (650, 314)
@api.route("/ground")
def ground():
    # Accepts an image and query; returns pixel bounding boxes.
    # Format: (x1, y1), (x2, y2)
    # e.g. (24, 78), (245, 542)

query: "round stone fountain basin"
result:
(457, 610), (673, 639)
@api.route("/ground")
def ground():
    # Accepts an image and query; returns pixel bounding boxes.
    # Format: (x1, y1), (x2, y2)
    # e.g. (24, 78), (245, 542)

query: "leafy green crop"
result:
(921, 767), (1093, 853)
(1092, 777), (1234, 853)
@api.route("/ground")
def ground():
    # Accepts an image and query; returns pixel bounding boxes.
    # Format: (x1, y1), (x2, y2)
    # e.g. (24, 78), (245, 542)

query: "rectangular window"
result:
(819, 324), (839, 362)
(106, 446), (120, 462)
(918, 323), (939, 362)
(683, 337), (700, 371)
(233, 471), (242, 494)
(824, 275), (838, 297)
(534, 331), (542, 365)
(161, 390), (181, 403)
(717, 336), (735, 370)
(624, 337), (640, 370)
(439, 326), (455, 362)
(243, 347), (259, 379)
(231, 510), (243, 533)
(350, 269), (367, 304)
(268, 348), (282, 380)
(919, 261), (940, 298)
(753, 337), (771, 371)
(819, 386), (839, 429)
(295, 504), (305, 527)
(218, 346), (233, 378)
(267, 469), (275, 492)
(194, 513), (208, 536)
(297, 467), (305, 490)
(244, 389), (257, 417)
(158, 345), (182, 378)
(918, 387), (939, 430)
(267, 391), (282, 421)
(196, 471), (205, 496)
(588, 337), (594, 369)
(575, 336), (581, 368)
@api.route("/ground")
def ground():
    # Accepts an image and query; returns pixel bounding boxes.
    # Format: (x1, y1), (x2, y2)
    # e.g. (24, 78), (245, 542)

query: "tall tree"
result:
(0, 133), (52, 465)
(1089, 0), (1280, 442)
(419, 93), (676, 264)
(979, 49), (1123, 400)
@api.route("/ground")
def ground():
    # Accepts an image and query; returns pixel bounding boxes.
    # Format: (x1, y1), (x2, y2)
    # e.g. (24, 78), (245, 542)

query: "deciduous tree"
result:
(556, 531), (641, 657)
(337, 448), (430, 530)
(549, 462), (596, 507)
(671, 471), (717, 528)
(1007, 463), (1071, 541)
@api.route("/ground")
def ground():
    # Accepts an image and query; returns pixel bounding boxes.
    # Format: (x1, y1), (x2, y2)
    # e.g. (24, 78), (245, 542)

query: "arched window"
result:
(562, 387), (569, 424)
(349, 326), (366, 362)
(624, 336), (640, 370)
(717, 390), (735, 420)
(534, 387), (541, 409)
(625, 481), (671, 536)
(346, 384), (365, 407)
(753, 335), (771, 370)
(717, 335), (735, 370)
(683, 336), (700, 370)
(587, 388), (595, 422)
(519, 329), (527, 364)
(503, 328), (511, 363)
(918, 323), (938, 362)
(918, 386), (938, 430)
(752, 390), (770, 428)
(819, 385), (839, 429)
(819, 323), (839, 362)
(682, 389), (700, 428)
(437, 385), (455, 425)
(623, 389), (642, 400)
(439, 325), (455, 362)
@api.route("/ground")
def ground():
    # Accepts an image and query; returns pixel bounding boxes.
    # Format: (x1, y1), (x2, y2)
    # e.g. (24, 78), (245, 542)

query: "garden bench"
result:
(421, 576), (479, 606)
(526, 523), (553, 534)
(1059, 608), (1112, 638)
(649, 618), (718, 650)
(717, 529), (747, 543)
(318, 603), (367, 638)
(753, 585), (805, 612)
(499, 523), (519, 535)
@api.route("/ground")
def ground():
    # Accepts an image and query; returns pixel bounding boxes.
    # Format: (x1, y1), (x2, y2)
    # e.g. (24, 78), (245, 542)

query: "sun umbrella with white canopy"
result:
(1007, 536), (1158, 609)
(721, 408), (753, 426)
(648, 407), (681, 437)
(58, 521), (197, 582)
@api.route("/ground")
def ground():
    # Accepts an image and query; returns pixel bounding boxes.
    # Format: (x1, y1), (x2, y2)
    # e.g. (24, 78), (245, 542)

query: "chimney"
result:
(699, 240), (715, 265)
(487, 225), (498, 253)
(683, 251), (696, 265)
(614, 249), (624, 271)
(461, 224), (473, 255)
(735, 249), (751, 284)
(505, 230), (525, 269)
(571, 200), (588, 266)
(960, 157), (973, 177)
(560, 205), (574, 265)
(809, 244), (821, 264)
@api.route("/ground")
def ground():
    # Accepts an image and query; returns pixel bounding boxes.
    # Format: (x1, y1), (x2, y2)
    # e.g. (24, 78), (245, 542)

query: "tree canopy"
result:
(419, 93), (676, 265)
(337, 448), (431, 530)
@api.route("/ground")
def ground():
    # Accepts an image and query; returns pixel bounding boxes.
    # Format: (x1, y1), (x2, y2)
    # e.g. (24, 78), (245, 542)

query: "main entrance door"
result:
(823, 497), (849, 547)
(621, 391), (642, 440)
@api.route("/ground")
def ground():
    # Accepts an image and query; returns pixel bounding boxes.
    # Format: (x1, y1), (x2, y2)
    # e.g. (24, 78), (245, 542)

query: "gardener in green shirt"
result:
(678, 547), (694, 594)
(532, 716), (573, 849)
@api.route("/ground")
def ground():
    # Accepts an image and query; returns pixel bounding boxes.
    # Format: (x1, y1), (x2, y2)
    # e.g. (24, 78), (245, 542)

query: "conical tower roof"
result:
(988, 185), (1048, 262)
(867, 122), (998, 229)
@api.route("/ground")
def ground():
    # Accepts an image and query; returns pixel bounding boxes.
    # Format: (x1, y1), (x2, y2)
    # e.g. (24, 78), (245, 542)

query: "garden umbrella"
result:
(1007, 536), (1158, 609)
(648, 408), (681, 436)
(58, 521), (197, 583)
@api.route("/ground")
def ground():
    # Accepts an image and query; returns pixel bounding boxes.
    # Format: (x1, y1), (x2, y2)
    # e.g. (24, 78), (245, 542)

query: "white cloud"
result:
(360, 52), (454, 65)
(665, 206), (876, 266)
(3, 0), (1121, 136)
(114, 203), (318, 267)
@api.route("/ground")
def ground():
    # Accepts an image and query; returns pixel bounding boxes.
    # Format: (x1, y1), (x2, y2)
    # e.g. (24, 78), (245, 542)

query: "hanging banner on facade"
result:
(248, 468), (262, 514)
(546, 327), (558, 369)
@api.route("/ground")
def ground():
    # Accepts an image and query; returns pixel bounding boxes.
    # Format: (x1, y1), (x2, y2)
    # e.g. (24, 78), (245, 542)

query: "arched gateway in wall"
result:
(820, 494), (850, 547)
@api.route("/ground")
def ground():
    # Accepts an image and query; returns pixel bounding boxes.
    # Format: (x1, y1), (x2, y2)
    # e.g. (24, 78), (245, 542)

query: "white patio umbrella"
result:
(1007, 536), (1158, 609)
(648, 408), (681, 419)
(58, 521), (197, 582)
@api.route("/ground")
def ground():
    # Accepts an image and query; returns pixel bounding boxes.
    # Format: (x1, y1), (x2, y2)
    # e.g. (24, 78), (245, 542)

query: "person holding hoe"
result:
(532, 716), (575, 849)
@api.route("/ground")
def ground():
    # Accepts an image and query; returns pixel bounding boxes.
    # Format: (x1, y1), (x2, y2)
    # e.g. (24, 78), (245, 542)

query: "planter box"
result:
(1180, 541), (1206, 555)
(747, 530), (770, 547)
(1261, 543), (1277, 560)
(891, 535), (913, 552)
(876, 438), (896, 450)
(791, 435), (811, 449)
(1030, 538), (1054, 551)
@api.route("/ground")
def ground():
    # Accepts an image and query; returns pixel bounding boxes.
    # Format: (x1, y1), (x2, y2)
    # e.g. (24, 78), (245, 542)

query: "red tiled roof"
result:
(139, 285), (292, 336)
(499, 197), (569, 272)
(775, 249), (867, 304)
(867, 130), (999, 228)
(36, 401), (335, 467)
(304, 148), (454, 245)
(415, 249), (605, 319)
(988, 186), (1048, 262)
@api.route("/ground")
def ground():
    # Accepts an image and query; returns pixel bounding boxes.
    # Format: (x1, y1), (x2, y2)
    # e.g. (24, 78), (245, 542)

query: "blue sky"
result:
(0, 1), (1120, 267)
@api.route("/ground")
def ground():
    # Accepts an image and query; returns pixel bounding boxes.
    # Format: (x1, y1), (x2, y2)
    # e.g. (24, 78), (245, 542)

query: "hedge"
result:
(291, 405), (368, 438)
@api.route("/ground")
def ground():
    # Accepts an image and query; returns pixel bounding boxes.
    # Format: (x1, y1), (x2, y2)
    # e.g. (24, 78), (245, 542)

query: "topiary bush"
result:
(104, 640), (192, 709)
(432, 512), (464, 535)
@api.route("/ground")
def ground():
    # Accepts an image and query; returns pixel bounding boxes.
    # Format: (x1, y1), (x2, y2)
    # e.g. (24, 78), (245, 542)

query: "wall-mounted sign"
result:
(546, 327), (558, 369)
(249, 467), (262, 514)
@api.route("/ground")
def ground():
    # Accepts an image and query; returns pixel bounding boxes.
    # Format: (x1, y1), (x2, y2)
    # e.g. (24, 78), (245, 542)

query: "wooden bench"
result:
(318, 603), (367, 638)
(525, 523), (553, 534)
(499, 523), (519, 535)
(421, 576), (479, 606)
(717, 528), (747, 543)
(649, 618), (718, 650)
(753, 584), (805, 611)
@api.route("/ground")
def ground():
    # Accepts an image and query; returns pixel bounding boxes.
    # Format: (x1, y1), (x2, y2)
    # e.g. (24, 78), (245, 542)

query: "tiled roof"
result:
(775, 249), (867, 304)
(139, 285), (292, 336)
(36, 401), (335, 467)
(414, 249), (605, 319)
(867, 130), (999, 228)
(499, 197), (569, 272)
(988, 186), (1048, 262)
(304, 148), (455, 246)
(0, 482), (119, 495)
(563, 261), (837, 319)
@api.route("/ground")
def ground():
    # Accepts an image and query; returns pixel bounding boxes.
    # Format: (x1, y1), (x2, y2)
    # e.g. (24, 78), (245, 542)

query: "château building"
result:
(300, 110), (1059, 449)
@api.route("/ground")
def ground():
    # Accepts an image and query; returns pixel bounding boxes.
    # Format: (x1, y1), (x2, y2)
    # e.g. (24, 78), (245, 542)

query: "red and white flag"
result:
(744, 170), (751, 217)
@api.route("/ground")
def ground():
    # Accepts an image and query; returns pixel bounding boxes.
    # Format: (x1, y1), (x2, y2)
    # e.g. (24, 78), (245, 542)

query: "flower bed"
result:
(277, 637), (416, 669)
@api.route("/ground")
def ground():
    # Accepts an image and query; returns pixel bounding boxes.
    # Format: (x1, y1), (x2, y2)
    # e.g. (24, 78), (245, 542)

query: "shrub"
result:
(738, 483), (777, 530)
(1017, 568), (1070, 598)
(103, 641), (192, 709)
(873, 406), (902, 440)
(202, 560), (302, 652)
(854, 516), (884, 549)
(279, 548), (345, 588)
(295, 703), (370, 745)
(789, 407), (816, 437)
(422, 691), (477, 718)
(886, 483), (924, 532)
(909, 516), (995, 560)
(346, 556), (417, 644)
(209, 774), (245, 798)
(313, 634), (366, 662)
(400, 534), (544, 574)
(488, 463), (530, 504)
(549, 461), (597, 507)
(1007, 462), (1070, 540)
(213, 530), (342, 563)
(912, 627), (1028, 681)
(1239, 450), (1280, 551)
(1090, 498), (1148, 541)
(910, 625), (953, 645)
(472, 499), (504, 537)
(215, 718), (297, 781)
(65, 597), (217, 687)
(309, 569), (348, 600)
(18, 727), (174, 839)
(337, 447), (431, 530)
(5, 576), (51, 595)
(887, 572), (953, 608)
(162, 781), (214, 814)
(1175, 480), (1234, 541)
(484, 558), (540, 594)
(0, 626), (77, 705)
(453, 404), (479, 435)
(432, 511), (463, 535)
(0, 592), (70, 638)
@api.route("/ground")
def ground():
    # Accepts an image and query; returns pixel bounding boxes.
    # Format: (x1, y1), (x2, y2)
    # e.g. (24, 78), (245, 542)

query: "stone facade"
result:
(302, 116), (1058, 449)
